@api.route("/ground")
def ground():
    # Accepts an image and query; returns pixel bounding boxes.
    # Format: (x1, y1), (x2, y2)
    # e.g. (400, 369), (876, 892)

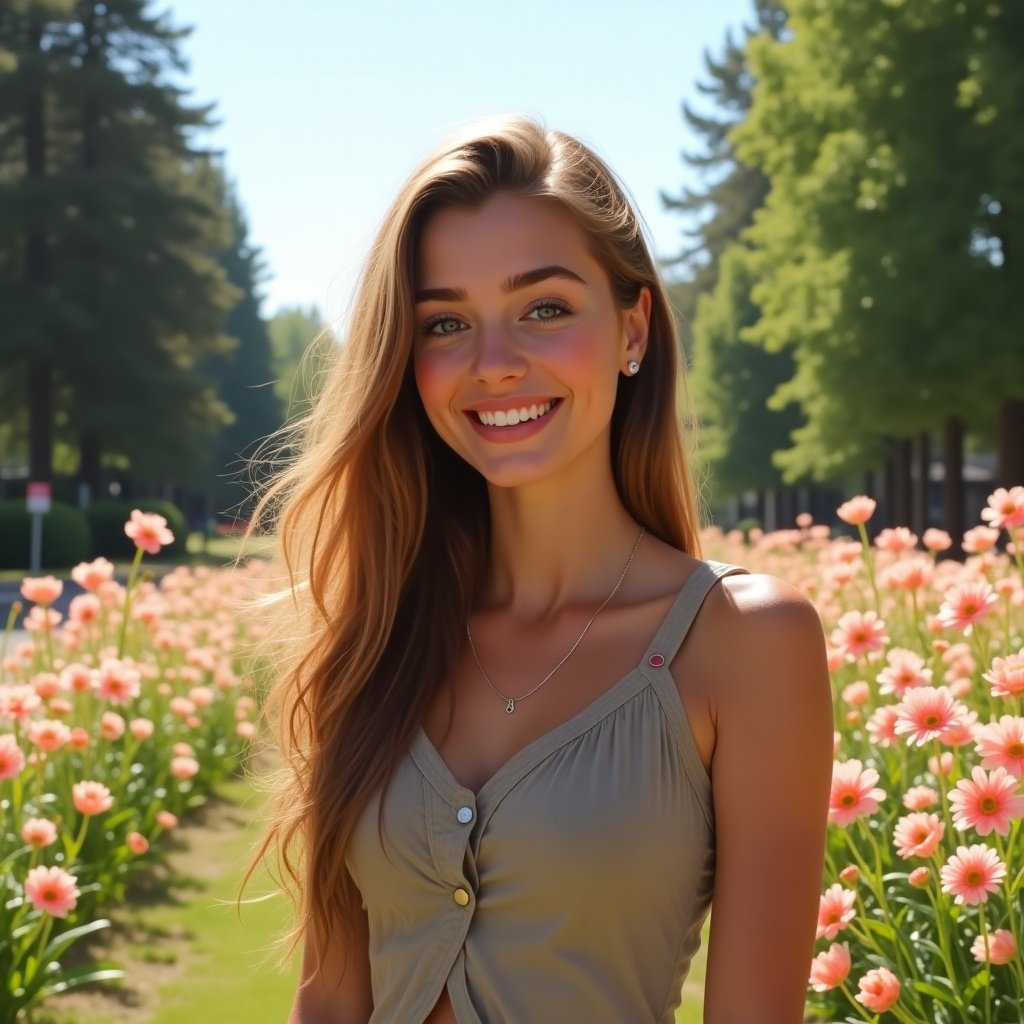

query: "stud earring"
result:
(627, 360), (640, 375)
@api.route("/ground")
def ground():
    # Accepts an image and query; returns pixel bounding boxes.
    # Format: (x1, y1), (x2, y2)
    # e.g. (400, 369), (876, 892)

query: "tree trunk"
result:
(943, 416), (965, 560)
(79, 432), (102, 499)
(25, 18), (51, 482)
(911, 432), (930, 537)
(996, 398), (1024, 490)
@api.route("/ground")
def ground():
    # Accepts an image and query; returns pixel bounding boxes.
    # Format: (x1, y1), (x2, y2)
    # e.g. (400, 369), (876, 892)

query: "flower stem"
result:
(117, 545), (146, 658)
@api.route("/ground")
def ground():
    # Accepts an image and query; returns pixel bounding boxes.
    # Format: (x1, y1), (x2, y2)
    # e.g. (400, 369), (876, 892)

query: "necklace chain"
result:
(466, 527), (646, 714)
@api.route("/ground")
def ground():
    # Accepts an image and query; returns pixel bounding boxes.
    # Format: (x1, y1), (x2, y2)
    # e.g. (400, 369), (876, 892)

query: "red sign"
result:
(27, 481), (52, 514)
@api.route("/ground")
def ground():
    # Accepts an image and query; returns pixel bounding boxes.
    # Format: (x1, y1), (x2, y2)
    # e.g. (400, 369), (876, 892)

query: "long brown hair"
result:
(238, 114), (706, 987)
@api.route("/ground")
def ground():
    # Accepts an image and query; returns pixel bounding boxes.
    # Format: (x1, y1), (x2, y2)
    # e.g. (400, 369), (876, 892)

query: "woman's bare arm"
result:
(702, 577), (834, 1023)
(287, 896), (373, 1024)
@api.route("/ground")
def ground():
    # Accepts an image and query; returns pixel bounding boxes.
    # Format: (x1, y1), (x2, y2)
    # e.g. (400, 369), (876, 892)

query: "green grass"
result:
(35, 776), (300, 1024)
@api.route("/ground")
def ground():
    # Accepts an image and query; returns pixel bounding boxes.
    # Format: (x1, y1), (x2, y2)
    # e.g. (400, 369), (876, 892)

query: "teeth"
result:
(477, 400), (554, 427)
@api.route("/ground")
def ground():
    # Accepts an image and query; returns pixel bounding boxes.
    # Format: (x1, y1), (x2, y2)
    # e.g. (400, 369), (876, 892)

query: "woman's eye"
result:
(423, 315), (464, 336)
(526, 301), (570, 322)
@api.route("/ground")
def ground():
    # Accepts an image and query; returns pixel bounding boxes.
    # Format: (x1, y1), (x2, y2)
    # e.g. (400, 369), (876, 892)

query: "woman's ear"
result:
(623, 286), (652, 367)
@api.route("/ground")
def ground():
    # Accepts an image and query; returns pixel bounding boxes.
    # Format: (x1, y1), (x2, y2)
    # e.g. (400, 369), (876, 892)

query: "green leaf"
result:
(42, 917), (114, 963)
(911, 979), (961, 1006)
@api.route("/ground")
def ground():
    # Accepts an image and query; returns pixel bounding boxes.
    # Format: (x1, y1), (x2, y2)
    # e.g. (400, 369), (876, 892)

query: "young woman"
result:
(245, 115), (834, 1024)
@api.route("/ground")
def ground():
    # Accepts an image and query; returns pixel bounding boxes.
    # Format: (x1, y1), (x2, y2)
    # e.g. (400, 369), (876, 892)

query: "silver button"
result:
(457, 805), (473, 824)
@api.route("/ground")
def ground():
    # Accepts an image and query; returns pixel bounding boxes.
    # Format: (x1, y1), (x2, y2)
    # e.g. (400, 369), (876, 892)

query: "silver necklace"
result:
(466, 527), (646, 714)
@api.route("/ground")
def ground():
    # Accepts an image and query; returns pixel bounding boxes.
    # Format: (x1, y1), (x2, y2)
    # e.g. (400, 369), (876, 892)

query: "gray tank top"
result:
(347, 559), (751, 1023)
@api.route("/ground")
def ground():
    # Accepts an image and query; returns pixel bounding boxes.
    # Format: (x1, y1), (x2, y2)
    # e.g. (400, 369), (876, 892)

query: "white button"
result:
(457, 806), (473, 824)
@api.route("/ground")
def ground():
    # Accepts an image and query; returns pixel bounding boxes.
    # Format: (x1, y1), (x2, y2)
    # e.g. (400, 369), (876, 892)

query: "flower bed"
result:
(0, 511), (269, 1023)
(705, 486), (1024, 1022)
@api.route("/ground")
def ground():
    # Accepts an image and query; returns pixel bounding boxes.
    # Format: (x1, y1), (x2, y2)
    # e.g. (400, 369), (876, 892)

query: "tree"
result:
(0, 0), (240, 493)
(661, 0), (786, 351)
(733, 0), (1024, 519)
(268, 305), (326, 419)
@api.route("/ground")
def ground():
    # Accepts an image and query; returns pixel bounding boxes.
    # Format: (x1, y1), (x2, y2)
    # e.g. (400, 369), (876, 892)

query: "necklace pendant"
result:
(505, 698), (516, 714)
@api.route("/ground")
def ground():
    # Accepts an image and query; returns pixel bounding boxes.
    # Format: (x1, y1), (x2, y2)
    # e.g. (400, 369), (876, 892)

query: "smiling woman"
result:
(239, 115), (833, 1024)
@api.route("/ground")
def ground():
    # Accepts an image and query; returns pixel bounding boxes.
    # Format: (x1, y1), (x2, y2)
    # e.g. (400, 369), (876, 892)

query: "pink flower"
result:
(929, 751), (954, 778)
(68, 727), (90, 751)
(24, 865), (80, 918)
(68, 593), (101, 626)
(837, 496), (876, 525)
(0, 734), (26, 780)
(908, 867), (931, 888)
(156, 810), (178, 830)
(893, 686), (968, 746)
(877, 648), (931, 698)
(129, 717), (155, 740)
(940, 844), (1006, 905)
(816, 884), (856, 939)
(923, 528), (952, 552)
(830, 610), (890, 662)
(839, 865), (859, 884)
(72, 780), (114, 816)
(19, 576), (63, 604)
(809, 942), (852, 991)
(31, 673), (61, 699)
(842, 680), (871, 706)
(893, 812), (944, 858)
(937, 580), (999, 636)
(866, 704), (901, 747)
(170, 755), (200, 780)
(981, 486), (1024, 531)
(971, 928), (1018, 965)
(21, 817), (58, 848)
(855, 966), (900, 1013)
(236, 720), (257, 741)
(949, 766), (1024, 836)
(903, 785), (939, 810)
(100, 711), (125, 741)
(985, 652), (1024, 699)
(962, 526), (1000, 554)
(26, 719), (71, 752)
(94, 658), (141, 705)
(124, 509), (174, 555)
(875, 527), (918, 554)
(60, 664), (94, 694)
(71, 556), (116, 591)
(976, 716), (1024, 778)
(126, 831), (149, 855)
(829, 759), (885, 827)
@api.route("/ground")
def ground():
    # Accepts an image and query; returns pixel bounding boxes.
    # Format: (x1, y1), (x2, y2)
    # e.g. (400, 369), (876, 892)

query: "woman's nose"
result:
(471, 322), (527, 383)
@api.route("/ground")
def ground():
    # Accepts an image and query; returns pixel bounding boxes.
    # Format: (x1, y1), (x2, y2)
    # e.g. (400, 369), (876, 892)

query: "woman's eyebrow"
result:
(414, 265), (587, 304)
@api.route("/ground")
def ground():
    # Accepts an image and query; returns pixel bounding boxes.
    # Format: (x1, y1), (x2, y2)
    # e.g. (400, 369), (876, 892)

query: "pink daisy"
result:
(866, 704), (901, 747)
(21, 817), (58, 848)
(829, 759), (885, 827)
(855, 967), (900, 1013)
(19, 576), (63, 605)
(893, 686), (968, 747)
(71, 556), (116, 591)
(72, 780), (114, 816)
(816, 883), (856, 939)
(902, 785), (939, 810)
(124, 509), (174, 555)
(877, 648), (931, 698)
(985, 651), (1024, 699)
(26, 719), (71, 753)
(94, 658), (141, 705)
(936, 580), (999, 636)
(971, 929), (1018, 965)
(830, 610), (890, 662)
(837, 496), (876, 525)
(908, 867), (931, 888)
(981, 486), (1024, 531)
(962, 526), (1000, 554)
(0, 734), (27, 780)
(975, 716), (1024, 778)
(923, 528), (953, 552)
(875, 527), (918, 555)
(940, 844), (1006, 905)
(809, 942), (852, 991)
(24, 865), (80, 918)
(948, 766), (1024, 836)
(893, 812), (944, 859)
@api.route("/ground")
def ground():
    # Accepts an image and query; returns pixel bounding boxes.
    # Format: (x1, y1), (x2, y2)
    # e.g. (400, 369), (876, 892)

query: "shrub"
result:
(0, 500), (91, 570)
(86, 500), (186, 560)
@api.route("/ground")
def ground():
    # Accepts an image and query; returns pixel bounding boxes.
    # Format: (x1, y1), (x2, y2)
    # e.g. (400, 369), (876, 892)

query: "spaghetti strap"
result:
(642, 559), (752, 668)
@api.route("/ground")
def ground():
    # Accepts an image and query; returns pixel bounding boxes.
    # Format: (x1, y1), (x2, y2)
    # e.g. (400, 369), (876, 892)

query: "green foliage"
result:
(0, 499), (90, 570)
(85, 499), (186, 561)
(268, 305), (328, 418)
(732, 0), (1024, 482)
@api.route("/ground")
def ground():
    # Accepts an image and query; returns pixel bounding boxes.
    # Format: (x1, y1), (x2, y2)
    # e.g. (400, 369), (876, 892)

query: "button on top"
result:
(453, 887), (471, 907)
(457, 805), (474, 824)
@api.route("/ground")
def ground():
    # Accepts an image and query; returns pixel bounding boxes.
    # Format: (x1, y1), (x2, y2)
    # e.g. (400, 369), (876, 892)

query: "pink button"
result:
(648, 653), (665, 668)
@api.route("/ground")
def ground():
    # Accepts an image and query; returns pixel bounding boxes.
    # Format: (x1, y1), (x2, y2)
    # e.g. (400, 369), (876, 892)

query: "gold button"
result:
(453, 887), (470, 907)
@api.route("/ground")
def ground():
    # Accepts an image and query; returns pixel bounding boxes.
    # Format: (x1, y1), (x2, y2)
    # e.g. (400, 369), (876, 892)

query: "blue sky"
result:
(165, 0), (755, 323)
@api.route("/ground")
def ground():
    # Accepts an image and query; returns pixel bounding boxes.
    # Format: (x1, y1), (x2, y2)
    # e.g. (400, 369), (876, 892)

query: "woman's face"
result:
(412, 192), (650, 490)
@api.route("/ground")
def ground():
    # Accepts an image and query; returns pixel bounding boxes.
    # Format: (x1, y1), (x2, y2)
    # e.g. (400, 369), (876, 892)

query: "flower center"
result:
(841, 793), (857, 807)
(979, 796), (999, 814)
(1008, 742), (1024, 757)
(965, 869), (983, 886)
(924, 714), (940, 727)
